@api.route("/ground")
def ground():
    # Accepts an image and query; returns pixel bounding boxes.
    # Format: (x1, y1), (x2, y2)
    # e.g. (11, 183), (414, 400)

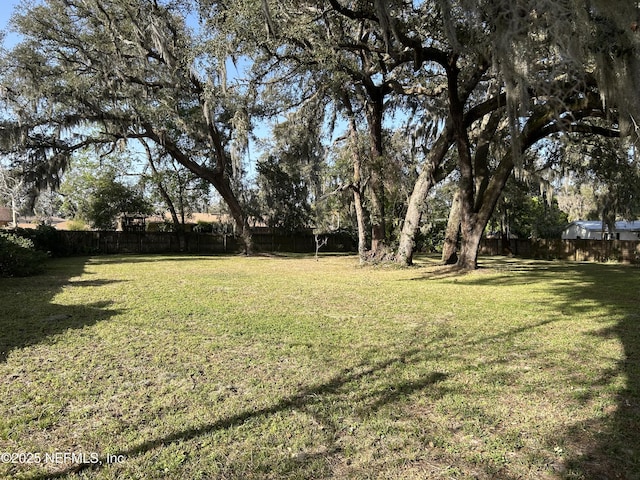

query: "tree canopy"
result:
(0, 0), (253, 249)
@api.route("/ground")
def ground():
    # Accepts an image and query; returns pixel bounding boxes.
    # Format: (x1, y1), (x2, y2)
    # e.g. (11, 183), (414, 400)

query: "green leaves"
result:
(84, 177), (152, 230)
(0, 231), (48, 277)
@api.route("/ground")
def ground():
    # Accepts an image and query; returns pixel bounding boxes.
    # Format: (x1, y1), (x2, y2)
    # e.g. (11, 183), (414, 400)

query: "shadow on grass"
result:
(32, 310), (566, 479)
(553, 265), (639, 479)
(0, 257), (122, 363)
(34, 347), (449, 479)
(13, 256), (639, 479)
(458, 259), (640, 479)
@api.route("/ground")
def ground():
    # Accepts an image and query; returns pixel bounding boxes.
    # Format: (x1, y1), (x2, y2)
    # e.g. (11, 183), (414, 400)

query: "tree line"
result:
(1, 0), (640, 269)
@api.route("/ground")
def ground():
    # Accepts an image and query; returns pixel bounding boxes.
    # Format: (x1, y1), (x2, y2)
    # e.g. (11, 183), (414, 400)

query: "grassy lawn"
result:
(0, 253), (638, 479)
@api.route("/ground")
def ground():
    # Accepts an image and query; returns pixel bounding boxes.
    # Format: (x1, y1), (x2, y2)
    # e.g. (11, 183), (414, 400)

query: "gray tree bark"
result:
(395, 122), (454, 265)
(441, 191), (460, 264)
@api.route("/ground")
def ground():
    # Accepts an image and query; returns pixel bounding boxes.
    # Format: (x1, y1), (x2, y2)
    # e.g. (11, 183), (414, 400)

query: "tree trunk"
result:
(144, 125), (253, 254)
(167, 196), (186, 252)
(441, 190), (461, 264)
(395, 192), (422, 266)
(353, 187), (367, 263)
(11, 194), (18, 228)
(449, 62), (479, 270)
(441, 110), (499, 266)
(395, 121), (454, 266)
(144, 142), (187, 251)
(343, 94), (369, 264)
(395, 167), (435, 265)
(366, 93), (386, 256)
(396, 70), (501, 267)
(350, 141), (368, 264)
(457, 151), (516, 269)
(456, 221), (484, 270)
(217, 179), (253, 255)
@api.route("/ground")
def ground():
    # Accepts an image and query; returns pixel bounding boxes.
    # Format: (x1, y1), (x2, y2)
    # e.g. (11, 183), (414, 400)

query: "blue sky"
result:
(1, 0), (24, 48)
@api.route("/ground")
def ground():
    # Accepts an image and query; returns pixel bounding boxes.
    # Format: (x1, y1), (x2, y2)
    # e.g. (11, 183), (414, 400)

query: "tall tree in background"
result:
(0, 163), (27, 228)
(555, 134), (640, 232)
(139, 139), (212, 234)
(487, 180), (569, 241)
(58, 151), (151, 230)
(217, 0), (420, 257)
(253, 98), (327, 232)
(83, 177), (152, 230)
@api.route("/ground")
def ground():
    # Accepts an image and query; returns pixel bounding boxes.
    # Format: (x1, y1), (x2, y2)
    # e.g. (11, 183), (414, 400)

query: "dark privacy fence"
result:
(479, 238), (640, 264)
(50, 230), (356, 256)
(16, 228), (640, 263)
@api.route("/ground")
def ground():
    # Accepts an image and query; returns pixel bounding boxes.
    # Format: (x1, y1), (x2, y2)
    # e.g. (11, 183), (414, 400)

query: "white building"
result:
(562, 220), (640, 240)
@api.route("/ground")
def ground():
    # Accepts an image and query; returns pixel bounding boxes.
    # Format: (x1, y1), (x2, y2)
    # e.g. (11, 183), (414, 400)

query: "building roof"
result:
(566, 220), (640, 232)
(146, 212), (234, 224)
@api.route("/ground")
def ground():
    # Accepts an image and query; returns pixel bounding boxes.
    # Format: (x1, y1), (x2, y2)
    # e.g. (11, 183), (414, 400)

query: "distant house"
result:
(117, 213), (147, 232)
(146, 212), (236, 233)
(0, 206), (13, 227)
(562, 220), (640, 240)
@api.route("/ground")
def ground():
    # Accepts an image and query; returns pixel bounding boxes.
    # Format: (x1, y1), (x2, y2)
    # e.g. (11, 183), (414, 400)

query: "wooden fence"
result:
(51, 230), (355, 256)
(22, 228), (640, 263)
(480, 238), (640, 264)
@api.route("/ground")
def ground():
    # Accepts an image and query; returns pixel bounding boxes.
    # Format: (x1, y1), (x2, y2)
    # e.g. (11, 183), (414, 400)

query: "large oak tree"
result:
(0, 0), (254, 250)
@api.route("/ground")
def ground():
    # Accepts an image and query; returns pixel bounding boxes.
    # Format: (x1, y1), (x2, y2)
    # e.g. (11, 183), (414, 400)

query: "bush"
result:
(0, 231), (49, 277)
(13, 224), (68, 256)
(193, 221), (214, 233)
(65, 219), (89, 231)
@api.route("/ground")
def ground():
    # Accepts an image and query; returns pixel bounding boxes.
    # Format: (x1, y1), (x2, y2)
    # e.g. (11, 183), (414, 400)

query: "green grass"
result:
(0, 254), (638, 479)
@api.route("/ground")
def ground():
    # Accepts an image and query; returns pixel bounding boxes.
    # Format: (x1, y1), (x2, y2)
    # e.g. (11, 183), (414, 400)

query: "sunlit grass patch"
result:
(0, 254), (638, 479)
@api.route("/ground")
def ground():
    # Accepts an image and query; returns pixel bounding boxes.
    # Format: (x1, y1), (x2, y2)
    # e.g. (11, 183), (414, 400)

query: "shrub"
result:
(65, 219), (89, 231)
(194, 221), (214, 233)
(13, 225), (68, 256)
(0, 231), (49, 277)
